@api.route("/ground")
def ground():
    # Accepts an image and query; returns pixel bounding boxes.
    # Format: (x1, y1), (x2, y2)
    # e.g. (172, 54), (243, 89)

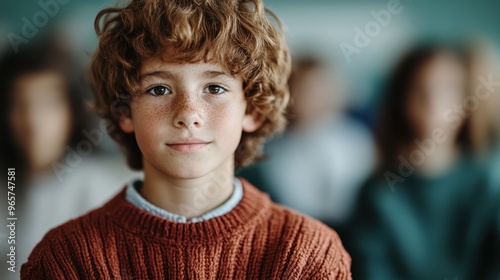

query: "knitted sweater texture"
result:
(21, 178), (351, 279)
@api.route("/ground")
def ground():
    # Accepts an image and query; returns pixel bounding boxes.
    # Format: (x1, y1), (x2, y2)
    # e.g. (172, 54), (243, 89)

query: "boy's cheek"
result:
(211, 106), (243, 128)
(134, 101), (172, 121)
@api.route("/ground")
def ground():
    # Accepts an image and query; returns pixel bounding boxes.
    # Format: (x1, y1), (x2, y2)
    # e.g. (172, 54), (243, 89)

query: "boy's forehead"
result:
(140, 56), (223, 71)
(139, 57), (236, 79)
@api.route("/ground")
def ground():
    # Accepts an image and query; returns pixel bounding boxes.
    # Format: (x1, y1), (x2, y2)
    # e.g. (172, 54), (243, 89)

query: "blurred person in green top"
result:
(346, 43), (500, 280)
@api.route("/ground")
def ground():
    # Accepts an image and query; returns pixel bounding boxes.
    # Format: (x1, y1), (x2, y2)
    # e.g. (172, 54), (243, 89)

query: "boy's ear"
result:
(119, 116), (135, 133)
(242, 110), (265, 133)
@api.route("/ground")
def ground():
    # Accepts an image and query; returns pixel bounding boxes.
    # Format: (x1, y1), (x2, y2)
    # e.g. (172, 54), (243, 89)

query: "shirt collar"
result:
(125, 177), (243, 223)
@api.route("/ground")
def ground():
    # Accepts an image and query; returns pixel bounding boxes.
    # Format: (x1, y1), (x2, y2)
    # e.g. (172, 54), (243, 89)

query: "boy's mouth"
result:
(166, 139), (211, 152)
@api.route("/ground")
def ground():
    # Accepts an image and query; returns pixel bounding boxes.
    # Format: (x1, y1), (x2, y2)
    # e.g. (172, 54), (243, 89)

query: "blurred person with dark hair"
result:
(465, 39), (500, 156)
(1, 39), (86, 175)
(0, 35), (133, 279)
(239, 55), (376, 234)
(465, 41), (500, 206)
(346, 44), (500, 280)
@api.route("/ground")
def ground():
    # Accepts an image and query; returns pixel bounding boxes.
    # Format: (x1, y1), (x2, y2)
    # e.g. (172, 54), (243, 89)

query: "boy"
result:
(21, 0), (351, 278)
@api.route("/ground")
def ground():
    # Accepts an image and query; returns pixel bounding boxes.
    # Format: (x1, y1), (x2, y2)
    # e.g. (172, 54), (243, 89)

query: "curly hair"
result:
(90, 0), (291, 170)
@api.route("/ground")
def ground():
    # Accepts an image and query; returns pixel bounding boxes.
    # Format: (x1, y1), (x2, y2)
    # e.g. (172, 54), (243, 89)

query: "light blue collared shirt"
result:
(125, 177), (243, 223)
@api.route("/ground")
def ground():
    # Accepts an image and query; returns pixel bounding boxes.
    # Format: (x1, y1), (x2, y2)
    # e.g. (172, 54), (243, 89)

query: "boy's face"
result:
(119, 60), (262, 179)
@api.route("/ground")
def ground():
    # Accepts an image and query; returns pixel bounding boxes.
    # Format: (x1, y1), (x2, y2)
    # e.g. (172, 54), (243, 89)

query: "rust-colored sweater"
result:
(21, 179), (351, 279)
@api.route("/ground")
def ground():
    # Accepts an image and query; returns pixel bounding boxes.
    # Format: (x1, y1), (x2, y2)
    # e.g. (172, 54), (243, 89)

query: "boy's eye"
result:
(204, 85), (226, 95)
(146, 86), (171, 96)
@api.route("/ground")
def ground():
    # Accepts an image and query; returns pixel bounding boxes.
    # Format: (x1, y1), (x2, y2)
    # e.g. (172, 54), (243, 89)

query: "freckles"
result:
(138, 102), (171, 124)
(134, 102), (172, 150)
(207, 102), (232, 128)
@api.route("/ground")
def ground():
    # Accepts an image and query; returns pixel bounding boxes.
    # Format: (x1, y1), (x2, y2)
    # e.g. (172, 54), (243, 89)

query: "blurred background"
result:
(1, 0), (499, 279)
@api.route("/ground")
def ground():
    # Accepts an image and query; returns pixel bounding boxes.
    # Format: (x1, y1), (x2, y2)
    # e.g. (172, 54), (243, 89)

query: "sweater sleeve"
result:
(302, 222), (352, 280)
(308, 235), (352, 280)
(21, 228), (80, 279)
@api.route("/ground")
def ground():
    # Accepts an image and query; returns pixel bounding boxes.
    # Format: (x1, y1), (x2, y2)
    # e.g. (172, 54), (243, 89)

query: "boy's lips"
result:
(166, 139), (211, 152)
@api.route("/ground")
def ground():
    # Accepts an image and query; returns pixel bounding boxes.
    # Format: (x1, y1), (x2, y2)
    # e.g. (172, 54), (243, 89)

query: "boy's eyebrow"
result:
(202, 70), (235, 80)
(139, 70), (235, 81)
(139, 71), (174, 81)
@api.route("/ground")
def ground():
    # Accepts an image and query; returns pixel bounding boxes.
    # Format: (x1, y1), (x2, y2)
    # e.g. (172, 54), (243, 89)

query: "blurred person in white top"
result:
(0, 34), (137, 280)
(239, 55), (376, 233)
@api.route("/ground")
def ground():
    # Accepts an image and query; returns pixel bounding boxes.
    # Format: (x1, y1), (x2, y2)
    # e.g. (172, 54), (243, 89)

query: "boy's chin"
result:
(162, 163), (226, 181)
(145, 155), (235, 181)
(167, 169), (211, 180)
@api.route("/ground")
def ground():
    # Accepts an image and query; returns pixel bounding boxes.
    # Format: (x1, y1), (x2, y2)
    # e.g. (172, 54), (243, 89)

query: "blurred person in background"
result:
(346, 43), (500, 280)
(239, 55), (376, 235)
(465, 40), (500, 162)
(0, 34), (134, 279)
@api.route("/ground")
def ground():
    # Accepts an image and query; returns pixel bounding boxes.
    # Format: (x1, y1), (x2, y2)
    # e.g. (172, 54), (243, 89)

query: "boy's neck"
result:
(140, 160), (235, 219)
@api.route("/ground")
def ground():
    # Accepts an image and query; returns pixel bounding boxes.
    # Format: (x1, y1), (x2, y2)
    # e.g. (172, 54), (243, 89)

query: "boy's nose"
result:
(175, 115), (201, 128)
(173, 93), (203, 129)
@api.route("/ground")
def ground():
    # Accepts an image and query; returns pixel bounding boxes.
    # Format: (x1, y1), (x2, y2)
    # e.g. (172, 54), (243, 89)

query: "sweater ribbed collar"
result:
(101, 178), (272, 244)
